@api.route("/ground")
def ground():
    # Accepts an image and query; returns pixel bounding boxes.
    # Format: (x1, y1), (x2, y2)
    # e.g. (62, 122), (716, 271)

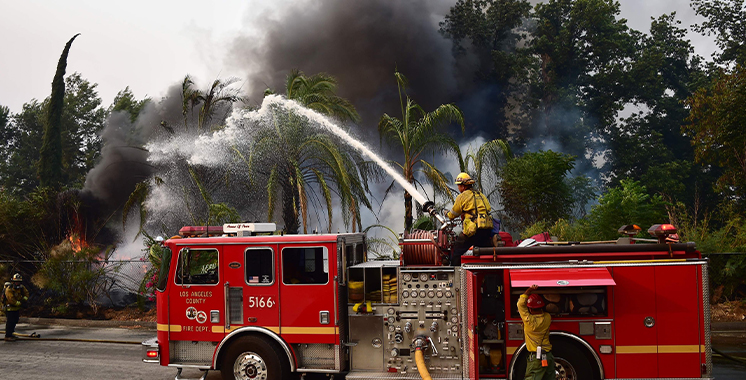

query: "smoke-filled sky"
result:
(0, 0), (720, 236)
(1, 0), (716, 116)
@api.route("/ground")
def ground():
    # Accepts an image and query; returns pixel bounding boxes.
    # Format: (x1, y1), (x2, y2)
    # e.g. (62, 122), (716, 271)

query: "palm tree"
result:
(462, 139), (513, 202)
(178, 75), (241, 132)
(378, 70), (465, 232)
(254, 70), (373, 234)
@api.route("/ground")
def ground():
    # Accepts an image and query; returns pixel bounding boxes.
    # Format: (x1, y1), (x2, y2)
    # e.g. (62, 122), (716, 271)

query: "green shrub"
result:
(36, 241), (116, 314)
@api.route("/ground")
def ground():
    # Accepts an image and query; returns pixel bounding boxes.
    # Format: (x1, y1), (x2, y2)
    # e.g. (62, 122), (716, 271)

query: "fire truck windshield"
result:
(176, 248), (219, 285)
(155, 245), (172, 291)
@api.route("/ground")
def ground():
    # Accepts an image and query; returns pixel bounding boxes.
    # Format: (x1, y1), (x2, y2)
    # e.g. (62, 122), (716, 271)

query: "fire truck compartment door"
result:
(509, 268), (616, 287)
(279, 244), (338, 345)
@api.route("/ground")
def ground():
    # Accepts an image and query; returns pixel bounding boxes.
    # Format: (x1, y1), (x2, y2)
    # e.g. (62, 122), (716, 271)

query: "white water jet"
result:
(229, 95), (429, 206)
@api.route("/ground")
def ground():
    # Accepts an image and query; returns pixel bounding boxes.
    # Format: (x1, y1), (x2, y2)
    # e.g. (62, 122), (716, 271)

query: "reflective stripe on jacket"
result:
(4, 284), (29, 312)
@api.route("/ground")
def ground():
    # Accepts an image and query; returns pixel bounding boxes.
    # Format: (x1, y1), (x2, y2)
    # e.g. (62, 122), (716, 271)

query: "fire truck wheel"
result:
(221, 336), (291, 380)
(510, 344), (597, 380)
(551, 343), (597, 380)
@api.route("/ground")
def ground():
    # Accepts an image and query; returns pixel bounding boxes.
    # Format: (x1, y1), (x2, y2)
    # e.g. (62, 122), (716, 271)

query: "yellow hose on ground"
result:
(415, 348), (432, 380)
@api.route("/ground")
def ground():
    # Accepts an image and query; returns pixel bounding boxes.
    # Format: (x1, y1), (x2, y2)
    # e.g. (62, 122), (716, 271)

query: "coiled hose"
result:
(402, 230), (443, 265)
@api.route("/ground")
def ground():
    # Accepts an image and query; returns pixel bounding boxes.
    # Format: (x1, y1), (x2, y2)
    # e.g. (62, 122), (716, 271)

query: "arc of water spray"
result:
(232, 95), (429, 206)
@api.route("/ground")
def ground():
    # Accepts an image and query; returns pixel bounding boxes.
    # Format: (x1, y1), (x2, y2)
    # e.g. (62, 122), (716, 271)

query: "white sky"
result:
(0, 0), (275, 113)
(0, 0), (717, 115)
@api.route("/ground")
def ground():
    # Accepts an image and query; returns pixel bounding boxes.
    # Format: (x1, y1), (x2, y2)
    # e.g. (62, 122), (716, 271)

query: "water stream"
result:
(229, 95), (429, 205)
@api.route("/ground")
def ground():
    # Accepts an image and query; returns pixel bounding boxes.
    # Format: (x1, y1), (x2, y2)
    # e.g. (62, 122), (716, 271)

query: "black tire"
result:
(510, 343), (598, 380)
(221, 336), (291, 380)
(552, 343), (598, 380)
(510, 351), (528, 380)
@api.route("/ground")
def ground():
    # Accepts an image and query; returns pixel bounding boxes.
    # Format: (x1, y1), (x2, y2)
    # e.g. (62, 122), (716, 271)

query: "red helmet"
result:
(527, 294), (545, 308)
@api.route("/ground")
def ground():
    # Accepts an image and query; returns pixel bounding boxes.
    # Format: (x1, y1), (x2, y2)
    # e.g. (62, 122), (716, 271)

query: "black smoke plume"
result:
(229, 0), (476, 138)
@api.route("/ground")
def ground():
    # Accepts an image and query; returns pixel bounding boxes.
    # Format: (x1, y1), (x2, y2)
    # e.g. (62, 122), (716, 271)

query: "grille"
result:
(170, 340), (216, 365)
(229, 287), (243, 324)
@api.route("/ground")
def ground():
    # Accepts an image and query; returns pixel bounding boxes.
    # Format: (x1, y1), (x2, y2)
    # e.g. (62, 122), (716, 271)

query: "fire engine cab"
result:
(143, 221), (712, 380)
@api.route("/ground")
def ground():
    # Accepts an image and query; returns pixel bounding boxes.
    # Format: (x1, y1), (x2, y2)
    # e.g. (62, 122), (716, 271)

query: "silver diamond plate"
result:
(294, 343), (340, 370)
(170, 340), (216, 365)
(460, 267), (470, 378)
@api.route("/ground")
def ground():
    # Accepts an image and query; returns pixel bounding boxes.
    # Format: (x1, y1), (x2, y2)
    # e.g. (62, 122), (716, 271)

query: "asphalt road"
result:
(0, 324), (217, 380)
(0, 322), (744, 380)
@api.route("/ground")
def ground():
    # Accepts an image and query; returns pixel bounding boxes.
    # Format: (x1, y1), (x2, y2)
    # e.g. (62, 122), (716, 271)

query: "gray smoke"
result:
(229, 0), (463, 138)
(81, 83), (187, 212)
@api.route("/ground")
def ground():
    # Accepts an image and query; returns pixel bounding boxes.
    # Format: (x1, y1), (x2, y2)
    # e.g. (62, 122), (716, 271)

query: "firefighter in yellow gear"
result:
(4, 273), (29, 342)
(517, 284), (554, 380)
(446, 172), (493, 265)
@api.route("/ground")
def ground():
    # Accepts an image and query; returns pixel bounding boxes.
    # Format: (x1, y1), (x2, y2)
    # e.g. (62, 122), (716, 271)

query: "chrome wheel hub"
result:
(554, 357), (577, 380)
(234, 352), (268, 380)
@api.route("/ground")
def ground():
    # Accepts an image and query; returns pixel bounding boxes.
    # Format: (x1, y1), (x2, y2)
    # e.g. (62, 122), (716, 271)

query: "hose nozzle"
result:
(422, 201), (446, 225)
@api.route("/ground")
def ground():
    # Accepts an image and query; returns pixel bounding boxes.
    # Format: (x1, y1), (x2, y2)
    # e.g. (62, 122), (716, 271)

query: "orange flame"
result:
(68, 232), (88, 253)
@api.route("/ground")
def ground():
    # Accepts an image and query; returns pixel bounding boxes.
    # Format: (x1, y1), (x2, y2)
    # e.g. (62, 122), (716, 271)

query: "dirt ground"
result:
(711, 300), (746, 322)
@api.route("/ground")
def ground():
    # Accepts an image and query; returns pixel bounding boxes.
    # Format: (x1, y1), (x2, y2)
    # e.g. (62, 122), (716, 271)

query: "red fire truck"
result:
(142, 218), (712, 380)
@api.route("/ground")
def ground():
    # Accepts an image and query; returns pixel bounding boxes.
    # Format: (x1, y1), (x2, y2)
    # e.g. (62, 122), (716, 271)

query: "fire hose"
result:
(413, 336), (435, 380)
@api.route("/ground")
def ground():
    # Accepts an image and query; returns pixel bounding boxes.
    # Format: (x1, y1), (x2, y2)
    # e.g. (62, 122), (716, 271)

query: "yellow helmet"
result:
(455, 172), (474, 185)
(11, 273), (22, 282)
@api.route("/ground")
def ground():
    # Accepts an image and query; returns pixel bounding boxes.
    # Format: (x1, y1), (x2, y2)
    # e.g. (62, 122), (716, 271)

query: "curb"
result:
(1, 316), (156, 330)
(712, 321), (746, 332)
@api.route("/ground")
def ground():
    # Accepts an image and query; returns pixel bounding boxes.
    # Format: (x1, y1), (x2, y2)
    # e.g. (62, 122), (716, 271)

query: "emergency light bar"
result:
(618, 224), (641, 237)
(178, 226), (224, 237)
(223, 223), (276, 236)
(648, 224), (678, 243)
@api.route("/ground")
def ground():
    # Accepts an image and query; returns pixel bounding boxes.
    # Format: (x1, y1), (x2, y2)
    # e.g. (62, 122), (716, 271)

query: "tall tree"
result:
(110, 87), (150, 124)
(461, 139), (512, 205)
(176, 75), (240, 132)
(527, 0), (635, 170)
(605, 13), (715, 212)
(259, 70), (371, 234)
(39, 33), (79, 189)
(684, 66), (746, 207)
(692, 0), (746, 66)
(0, 75), (107, 195)
(440, 0), (533, 139)
(378, 70), (465, 232)
(1, 101), (46, 194)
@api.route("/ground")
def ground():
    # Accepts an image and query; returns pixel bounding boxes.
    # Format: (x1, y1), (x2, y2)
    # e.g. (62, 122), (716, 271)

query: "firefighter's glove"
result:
(23, 297), (28, 302)
(15, 301), (21, 306)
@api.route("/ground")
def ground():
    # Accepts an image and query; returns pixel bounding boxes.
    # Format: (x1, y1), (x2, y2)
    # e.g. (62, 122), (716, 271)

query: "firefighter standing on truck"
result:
(4, 273), (29, 342)
(446, 172), (493, 265)
(518, 284), (554, 380)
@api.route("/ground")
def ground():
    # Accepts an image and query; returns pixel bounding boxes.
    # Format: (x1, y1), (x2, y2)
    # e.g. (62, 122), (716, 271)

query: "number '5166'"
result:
(247, 296), (275, 308)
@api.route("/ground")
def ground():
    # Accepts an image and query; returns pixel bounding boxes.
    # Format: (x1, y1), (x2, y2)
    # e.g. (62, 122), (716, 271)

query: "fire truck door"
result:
(613, 266), (658, 378)
(169, 245), (225, 343)
(223, 245), (280, 335)
(613, 264), (703, 378)
(654, 264), (701, 377)
(279, 244), (337, 344)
